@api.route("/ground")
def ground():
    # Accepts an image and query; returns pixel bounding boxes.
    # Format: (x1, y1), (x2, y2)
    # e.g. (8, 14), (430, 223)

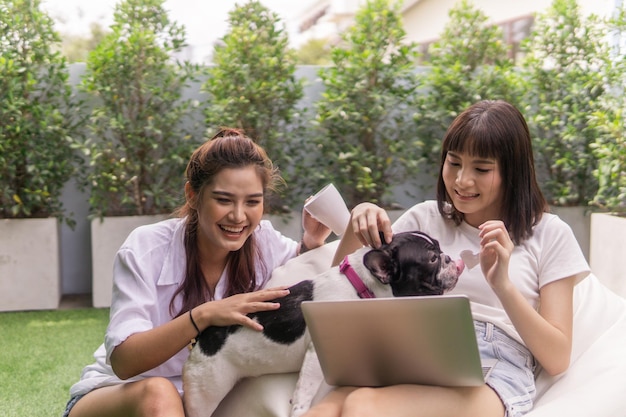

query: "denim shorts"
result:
(61, 394), (84, 417)
(475, 321), (537, 417)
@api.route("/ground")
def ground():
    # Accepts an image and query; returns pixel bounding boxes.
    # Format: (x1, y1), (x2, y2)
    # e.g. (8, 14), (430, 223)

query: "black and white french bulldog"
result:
(183, 231), (465, 417)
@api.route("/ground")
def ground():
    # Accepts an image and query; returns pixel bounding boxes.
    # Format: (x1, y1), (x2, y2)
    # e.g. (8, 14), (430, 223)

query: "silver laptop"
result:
(301, 295), (485, 387)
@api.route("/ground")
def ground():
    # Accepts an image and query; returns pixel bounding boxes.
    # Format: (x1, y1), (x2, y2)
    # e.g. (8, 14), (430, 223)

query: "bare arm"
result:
(110, 312), (196, 380)
(332, 226), (363, 266)
(495, 276), (575, 376)
(479, 220), (575, 375)
(331, 203), (394, 266)
(110, 287), (290, 380)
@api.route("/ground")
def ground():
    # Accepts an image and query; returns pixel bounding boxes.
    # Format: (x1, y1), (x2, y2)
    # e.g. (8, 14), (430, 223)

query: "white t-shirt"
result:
(70, 217), (298, 397)
(392, 201), (590, 344)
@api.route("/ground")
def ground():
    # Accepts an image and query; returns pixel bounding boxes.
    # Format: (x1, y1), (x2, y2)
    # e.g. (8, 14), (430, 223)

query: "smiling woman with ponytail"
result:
(62, 128), (331, 417)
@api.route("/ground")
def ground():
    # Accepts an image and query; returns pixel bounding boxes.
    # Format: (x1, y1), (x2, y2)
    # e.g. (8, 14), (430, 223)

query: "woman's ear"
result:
(185, 182), (197, 209)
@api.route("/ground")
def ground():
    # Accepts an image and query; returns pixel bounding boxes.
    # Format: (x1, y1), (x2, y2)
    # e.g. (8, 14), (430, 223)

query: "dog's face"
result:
(363, 231), (464, 297)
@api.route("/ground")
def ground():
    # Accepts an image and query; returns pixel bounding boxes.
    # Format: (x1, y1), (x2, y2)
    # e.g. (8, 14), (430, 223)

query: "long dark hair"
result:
(170, 128), (281, 316)
(436, 100), (548, 244)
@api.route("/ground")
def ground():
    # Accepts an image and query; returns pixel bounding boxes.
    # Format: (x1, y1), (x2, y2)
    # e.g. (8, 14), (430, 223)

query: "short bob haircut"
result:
(436, 100), (548, 244)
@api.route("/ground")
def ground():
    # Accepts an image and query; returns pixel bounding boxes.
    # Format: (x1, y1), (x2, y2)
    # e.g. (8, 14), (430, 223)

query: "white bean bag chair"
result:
(212, 242), (626, 417)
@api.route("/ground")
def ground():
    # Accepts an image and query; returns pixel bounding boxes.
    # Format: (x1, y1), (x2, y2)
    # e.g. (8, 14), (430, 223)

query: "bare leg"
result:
(304, 384), (504, 417)
(68, 377), (185, 417)
(302, 387), (357, 417)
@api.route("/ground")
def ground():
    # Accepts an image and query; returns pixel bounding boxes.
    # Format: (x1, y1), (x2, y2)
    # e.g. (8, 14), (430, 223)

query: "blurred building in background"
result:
(292, 0), (621, 61)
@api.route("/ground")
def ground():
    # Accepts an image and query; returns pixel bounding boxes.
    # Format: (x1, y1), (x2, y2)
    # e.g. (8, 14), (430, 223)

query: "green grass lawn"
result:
(0, 308), (109, 417)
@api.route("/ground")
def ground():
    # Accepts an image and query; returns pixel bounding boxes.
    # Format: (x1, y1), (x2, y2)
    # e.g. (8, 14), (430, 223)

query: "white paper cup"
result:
(304, 184), (350, 235)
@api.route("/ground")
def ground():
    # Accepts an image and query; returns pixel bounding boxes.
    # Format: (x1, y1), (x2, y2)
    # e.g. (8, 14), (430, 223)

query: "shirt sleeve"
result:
(535, 215), (591, 288)
(391, 201), (439, 233)
(104, 246), (160, 364)
(255, 220), (299, 286)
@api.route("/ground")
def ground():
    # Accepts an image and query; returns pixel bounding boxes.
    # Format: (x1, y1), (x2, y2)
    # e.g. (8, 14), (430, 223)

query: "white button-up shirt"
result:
(70, 217), (298, 397)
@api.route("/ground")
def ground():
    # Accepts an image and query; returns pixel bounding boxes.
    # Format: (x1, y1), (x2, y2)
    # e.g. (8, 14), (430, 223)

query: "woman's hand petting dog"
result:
(197, 287), (291, 332)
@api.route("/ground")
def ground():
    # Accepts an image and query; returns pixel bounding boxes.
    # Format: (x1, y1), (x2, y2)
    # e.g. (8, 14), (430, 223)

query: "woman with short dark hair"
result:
(315, 100), (589, 417)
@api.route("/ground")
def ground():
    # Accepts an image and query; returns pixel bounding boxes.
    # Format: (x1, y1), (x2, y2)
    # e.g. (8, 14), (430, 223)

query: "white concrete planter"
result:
(590, 213), (626, 298)
(91, 214), (167, 308)
(0, 218), (60, 311)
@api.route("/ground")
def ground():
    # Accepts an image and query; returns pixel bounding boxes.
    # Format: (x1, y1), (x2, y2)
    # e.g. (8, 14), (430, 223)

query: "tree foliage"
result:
(202, 0), (304, 211)
(309, 0), (420, 208)
(0, 0), (83, 221)
(296, 37), (333, 65)
(520, 0), (610, 206)
(80, 0), (200, 217)
(413, 0), (520, 173)
(588, 5), (626, 214)
(59, 22), (108, 63)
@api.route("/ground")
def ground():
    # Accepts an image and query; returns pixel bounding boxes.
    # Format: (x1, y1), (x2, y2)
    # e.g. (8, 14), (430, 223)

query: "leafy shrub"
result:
(202, 0), (304, 212)
(588, 5), (626, 214)
(0, 0), (83, 222)
(79, 0), (200, 217)
(520, 0), (610, 206)
(589, 108), (626, 214)
(413, 0), (520, 173)
(308, 0), (420, 208)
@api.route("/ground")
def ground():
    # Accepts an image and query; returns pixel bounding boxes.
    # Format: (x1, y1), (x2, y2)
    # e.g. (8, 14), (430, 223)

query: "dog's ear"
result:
(363, 250), (394, 284)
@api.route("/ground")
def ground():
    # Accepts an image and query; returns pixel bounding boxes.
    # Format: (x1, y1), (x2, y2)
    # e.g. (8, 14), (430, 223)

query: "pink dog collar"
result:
(340, 256), (376, 299)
